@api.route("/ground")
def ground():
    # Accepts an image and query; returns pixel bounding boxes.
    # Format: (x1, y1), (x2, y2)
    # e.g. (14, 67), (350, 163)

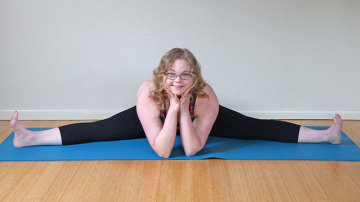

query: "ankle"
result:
(323, 131), (332, 143)
(14, 131), (35, 147)
(324, 127), (341, 144)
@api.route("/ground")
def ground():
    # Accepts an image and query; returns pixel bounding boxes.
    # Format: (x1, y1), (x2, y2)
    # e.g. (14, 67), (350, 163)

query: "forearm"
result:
(153, 109), (177, 158)
(179, 112), (203, 156)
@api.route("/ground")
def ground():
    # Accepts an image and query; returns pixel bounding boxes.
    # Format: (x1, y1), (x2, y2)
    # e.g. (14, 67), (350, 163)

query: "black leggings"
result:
(59, 105), (300, 145)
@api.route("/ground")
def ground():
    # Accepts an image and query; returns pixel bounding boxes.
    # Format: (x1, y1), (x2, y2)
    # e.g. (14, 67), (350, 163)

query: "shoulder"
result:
(136, 78), (164, 148)
(137, 78), (154, 97)
(136, 78), (162, 141)
(192, 83), (219, 144)
(137, 77), (157, 104)
(197, 83), (218, 104)
(137, 78), (158, 111)
(195, 83), (219, 115)
(202, 83), (217, 98)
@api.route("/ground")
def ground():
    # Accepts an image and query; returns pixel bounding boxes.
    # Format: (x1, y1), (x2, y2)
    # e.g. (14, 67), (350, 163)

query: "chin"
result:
(171, 90), (185, 96)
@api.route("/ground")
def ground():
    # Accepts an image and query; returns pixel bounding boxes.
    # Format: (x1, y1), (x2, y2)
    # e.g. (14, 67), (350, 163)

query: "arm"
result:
(179, 84), (219, 156)
(179, 106), (201, 156)
(136, 79), (179, 158)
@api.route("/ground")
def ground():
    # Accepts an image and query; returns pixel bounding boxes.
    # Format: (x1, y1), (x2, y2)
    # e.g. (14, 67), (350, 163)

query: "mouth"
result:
(171, 85), (184, 89)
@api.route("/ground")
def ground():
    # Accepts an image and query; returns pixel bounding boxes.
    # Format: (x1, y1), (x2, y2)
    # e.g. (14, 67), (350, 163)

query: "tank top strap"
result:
(160, 102), (167, 123)
(189, 93), (197, 121)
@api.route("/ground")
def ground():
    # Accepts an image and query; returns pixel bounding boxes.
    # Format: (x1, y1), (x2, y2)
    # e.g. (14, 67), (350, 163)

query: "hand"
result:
(164, 86), (181, 113)
(179, 85), (195, 113)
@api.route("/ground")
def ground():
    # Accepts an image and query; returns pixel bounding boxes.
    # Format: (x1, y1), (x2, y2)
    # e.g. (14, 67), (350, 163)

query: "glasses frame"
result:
(164, 71), (194, 80)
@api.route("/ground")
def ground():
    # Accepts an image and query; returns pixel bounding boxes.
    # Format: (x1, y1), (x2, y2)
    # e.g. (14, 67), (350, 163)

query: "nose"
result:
(174, 76), (182, 82)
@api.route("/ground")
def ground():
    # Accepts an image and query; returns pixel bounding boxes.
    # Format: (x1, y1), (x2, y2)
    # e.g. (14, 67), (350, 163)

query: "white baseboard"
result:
(0, 109), (124, 120)
(241, 111), (360, 120)
(0, 109), (359, 120)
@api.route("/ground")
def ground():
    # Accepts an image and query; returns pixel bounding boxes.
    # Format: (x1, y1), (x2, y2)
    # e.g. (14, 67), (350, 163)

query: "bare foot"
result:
(326, 114), (343, 144)
(10, 111), (34, 147)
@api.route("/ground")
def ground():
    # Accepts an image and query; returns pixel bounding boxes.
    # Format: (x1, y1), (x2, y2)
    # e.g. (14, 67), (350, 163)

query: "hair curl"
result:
(150, 48), (207, 109)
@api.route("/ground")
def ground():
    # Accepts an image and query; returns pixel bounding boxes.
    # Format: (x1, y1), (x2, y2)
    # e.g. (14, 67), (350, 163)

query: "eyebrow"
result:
(167, 69), (191, 73)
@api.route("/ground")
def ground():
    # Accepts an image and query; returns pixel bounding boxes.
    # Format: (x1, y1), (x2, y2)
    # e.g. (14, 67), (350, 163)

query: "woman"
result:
(10, 48), (343, 158)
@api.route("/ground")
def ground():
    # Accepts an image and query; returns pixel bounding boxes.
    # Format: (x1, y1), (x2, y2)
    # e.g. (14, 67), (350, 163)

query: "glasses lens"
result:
(166, 72), (192, 80)
(166, 73), (176, 80)
(180, 73), (191, 80)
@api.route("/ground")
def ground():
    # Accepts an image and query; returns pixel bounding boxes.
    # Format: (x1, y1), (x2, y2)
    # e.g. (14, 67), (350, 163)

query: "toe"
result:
(10, 111), (19, 127)
(336, 113), (342, 120)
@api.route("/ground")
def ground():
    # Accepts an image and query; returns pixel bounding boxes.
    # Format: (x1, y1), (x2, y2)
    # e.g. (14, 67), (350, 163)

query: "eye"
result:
(166, 73), (177, 79)
(181, 73), (190, 78)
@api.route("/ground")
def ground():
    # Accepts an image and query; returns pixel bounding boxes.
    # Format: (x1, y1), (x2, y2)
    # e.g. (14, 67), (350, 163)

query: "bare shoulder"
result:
(137, 78), (154, 98)
(193, 83), (219, 145)
(203, 83), (217, 99)
(197, 83), (219, 105)
(136, 78), (159, 115)
(136, 78), (163, 148)
(137, 78), (157, 106)
(195, 83), (219, 115)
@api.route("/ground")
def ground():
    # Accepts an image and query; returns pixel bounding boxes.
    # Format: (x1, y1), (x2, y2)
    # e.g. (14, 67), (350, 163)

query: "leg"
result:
(298, 114), (342, 144)
(10, 106), (146, 147)
(60, 106), (146, 145)
(10, 111), (62, 147)
(209, 105), (343, 144)
(209, 106), (300, 143)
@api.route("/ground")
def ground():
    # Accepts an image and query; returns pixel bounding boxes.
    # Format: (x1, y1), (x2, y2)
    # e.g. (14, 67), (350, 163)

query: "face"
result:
(163, 59), (194, 95)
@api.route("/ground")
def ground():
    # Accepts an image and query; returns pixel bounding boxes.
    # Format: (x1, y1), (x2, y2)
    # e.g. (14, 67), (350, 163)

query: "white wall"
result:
(1, 0), (359, 120)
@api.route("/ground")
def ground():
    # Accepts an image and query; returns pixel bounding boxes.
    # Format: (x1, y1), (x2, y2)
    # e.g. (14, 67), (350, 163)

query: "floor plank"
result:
(0, 119), (359, 201)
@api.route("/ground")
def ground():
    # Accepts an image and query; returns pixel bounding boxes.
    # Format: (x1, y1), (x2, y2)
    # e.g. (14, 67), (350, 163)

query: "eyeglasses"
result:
(165, 72), (193, 80)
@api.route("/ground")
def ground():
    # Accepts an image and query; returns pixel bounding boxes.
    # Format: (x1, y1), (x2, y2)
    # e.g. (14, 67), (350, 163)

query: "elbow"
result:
(151, 140), (172, 159)
(158, 152), (171, 159)
(155, 148), (172, 159)
(185, 151), (197, 157)
(184, 142), (205, 156)
(184, 147), (201, 157)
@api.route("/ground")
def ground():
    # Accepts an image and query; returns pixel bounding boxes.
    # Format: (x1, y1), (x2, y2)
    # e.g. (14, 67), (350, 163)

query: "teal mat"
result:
(0, 127), (359, 161)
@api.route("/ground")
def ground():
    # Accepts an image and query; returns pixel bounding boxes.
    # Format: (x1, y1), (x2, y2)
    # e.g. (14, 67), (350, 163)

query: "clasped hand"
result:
(164, 85), (195, 114)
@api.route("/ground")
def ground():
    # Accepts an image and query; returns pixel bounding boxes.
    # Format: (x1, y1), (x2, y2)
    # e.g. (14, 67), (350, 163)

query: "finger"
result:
(180, 94), (189, 105)
(183, 85), (195, 97)
(180, 94), (186, 102)
(164, 87), (174, 98)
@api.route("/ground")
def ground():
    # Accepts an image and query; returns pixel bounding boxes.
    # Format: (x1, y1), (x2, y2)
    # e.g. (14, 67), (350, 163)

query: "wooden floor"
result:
(0, 119), (360, 201)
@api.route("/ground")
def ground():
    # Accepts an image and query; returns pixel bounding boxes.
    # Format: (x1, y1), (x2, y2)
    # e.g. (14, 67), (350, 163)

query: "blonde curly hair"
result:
(150, 48), (207, 109)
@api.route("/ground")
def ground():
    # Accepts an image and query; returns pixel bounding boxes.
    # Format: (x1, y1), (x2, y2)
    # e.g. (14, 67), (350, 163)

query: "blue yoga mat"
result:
(0, 126), (359, 161)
